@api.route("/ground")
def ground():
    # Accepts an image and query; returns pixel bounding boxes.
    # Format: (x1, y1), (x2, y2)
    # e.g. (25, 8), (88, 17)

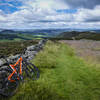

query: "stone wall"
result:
(0, 39), (48, 68)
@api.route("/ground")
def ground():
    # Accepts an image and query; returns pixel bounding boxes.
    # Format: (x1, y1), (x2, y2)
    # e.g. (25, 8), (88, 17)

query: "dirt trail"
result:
(60, 40), (100, 63)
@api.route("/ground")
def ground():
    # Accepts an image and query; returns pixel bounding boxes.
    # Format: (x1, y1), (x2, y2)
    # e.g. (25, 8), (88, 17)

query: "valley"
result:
(0, 29), (100, 42)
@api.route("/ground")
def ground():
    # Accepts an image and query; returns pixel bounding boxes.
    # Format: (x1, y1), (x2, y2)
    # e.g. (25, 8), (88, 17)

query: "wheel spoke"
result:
(23, 61), (40, 80)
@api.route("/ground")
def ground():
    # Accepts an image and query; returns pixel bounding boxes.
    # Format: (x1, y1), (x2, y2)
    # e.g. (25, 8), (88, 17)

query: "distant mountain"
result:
(30, 29), (70, 36)
(57, 31), (100, 40)
(0, 28), (4, 32)
(91, 30), (100, 33)
(0, 28), (100, 38)
(0, 29), (70, 37)
(0, 30), (16, 34)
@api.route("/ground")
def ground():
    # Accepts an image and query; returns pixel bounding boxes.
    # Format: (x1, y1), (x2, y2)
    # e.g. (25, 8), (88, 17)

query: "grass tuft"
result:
(34, 41), (74, 68)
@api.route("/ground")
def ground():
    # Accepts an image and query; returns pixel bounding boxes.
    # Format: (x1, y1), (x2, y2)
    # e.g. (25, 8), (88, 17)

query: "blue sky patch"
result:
(0, 5), (19, 13)
(0, 0), (22, 13)
(56, 9), (77, 14)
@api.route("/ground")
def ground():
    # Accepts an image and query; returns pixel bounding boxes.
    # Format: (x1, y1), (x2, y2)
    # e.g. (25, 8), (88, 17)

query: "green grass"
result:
(0, 34), (43, 42)
(17, 34), (35, 40)
(5, 41), (100, 100)
(92, 48), (100, 51)
(0, 39), (12, 42)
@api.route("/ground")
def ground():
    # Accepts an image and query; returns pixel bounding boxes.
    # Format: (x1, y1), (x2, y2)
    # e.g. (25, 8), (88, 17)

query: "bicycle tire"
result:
(23, 61), (40, 80)
(0, 67), (19, 96)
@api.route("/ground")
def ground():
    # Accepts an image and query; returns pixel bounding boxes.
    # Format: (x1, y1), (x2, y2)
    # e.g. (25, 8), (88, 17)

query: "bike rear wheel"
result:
(0, 67), (19, 96)
(23, 62), (40, 80)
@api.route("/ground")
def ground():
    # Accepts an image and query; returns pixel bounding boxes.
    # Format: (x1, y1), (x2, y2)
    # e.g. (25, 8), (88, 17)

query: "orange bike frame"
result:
(8, 57), (23, 82)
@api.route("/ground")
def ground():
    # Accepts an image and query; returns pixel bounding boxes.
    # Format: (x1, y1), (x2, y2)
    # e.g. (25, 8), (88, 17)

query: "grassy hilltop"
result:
(5, 40), (100, 100)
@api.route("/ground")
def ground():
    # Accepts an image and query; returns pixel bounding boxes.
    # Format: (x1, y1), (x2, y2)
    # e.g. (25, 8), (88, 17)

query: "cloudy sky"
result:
(0, 0), (100, 29)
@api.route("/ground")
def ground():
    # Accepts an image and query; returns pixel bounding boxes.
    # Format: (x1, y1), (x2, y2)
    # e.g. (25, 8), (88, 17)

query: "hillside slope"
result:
(58, 31), (100, 40)
(3, 41), (100, 100)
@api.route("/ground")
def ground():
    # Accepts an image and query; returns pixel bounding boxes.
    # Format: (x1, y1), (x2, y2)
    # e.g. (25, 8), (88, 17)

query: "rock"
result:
(0, 59), (6, 67)
(8, 54), (20, 61)
(0, 39), (48, 68)
(0, 66), (8, 70)
(25, 51), (37, 56)
(27, 45), (36, 51)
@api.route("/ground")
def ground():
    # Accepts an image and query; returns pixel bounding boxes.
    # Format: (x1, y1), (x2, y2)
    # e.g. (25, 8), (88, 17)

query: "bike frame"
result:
(8, 57), (23, 82)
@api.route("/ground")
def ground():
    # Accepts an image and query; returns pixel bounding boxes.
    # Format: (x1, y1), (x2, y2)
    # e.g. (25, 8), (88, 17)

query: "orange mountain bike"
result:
(0, 49), (39, 96)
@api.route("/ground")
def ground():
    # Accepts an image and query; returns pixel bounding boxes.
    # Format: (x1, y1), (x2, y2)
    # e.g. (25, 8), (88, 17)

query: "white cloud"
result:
(22, 0), (69, 10)
(0, 0), (100, 29)
(74, 5), (100, 22)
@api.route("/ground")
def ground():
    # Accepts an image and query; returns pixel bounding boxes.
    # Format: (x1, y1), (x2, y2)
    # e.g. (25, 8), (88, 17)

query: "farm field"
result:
(60, 40), (100, 64)
(0, 33), (44, 42)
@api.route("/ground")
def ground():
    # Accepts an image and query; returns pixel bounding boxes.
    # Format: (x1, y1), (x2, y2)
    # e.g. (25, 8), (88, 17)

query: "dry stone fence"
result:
(0, 39), (48, 68)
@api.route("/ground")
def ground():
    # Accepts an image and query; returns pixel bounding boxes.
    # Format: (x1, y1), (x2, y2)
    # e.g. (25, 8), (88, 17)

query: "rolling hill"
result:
(57, 31), (100, 40)
(0, 29), (100, 41)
